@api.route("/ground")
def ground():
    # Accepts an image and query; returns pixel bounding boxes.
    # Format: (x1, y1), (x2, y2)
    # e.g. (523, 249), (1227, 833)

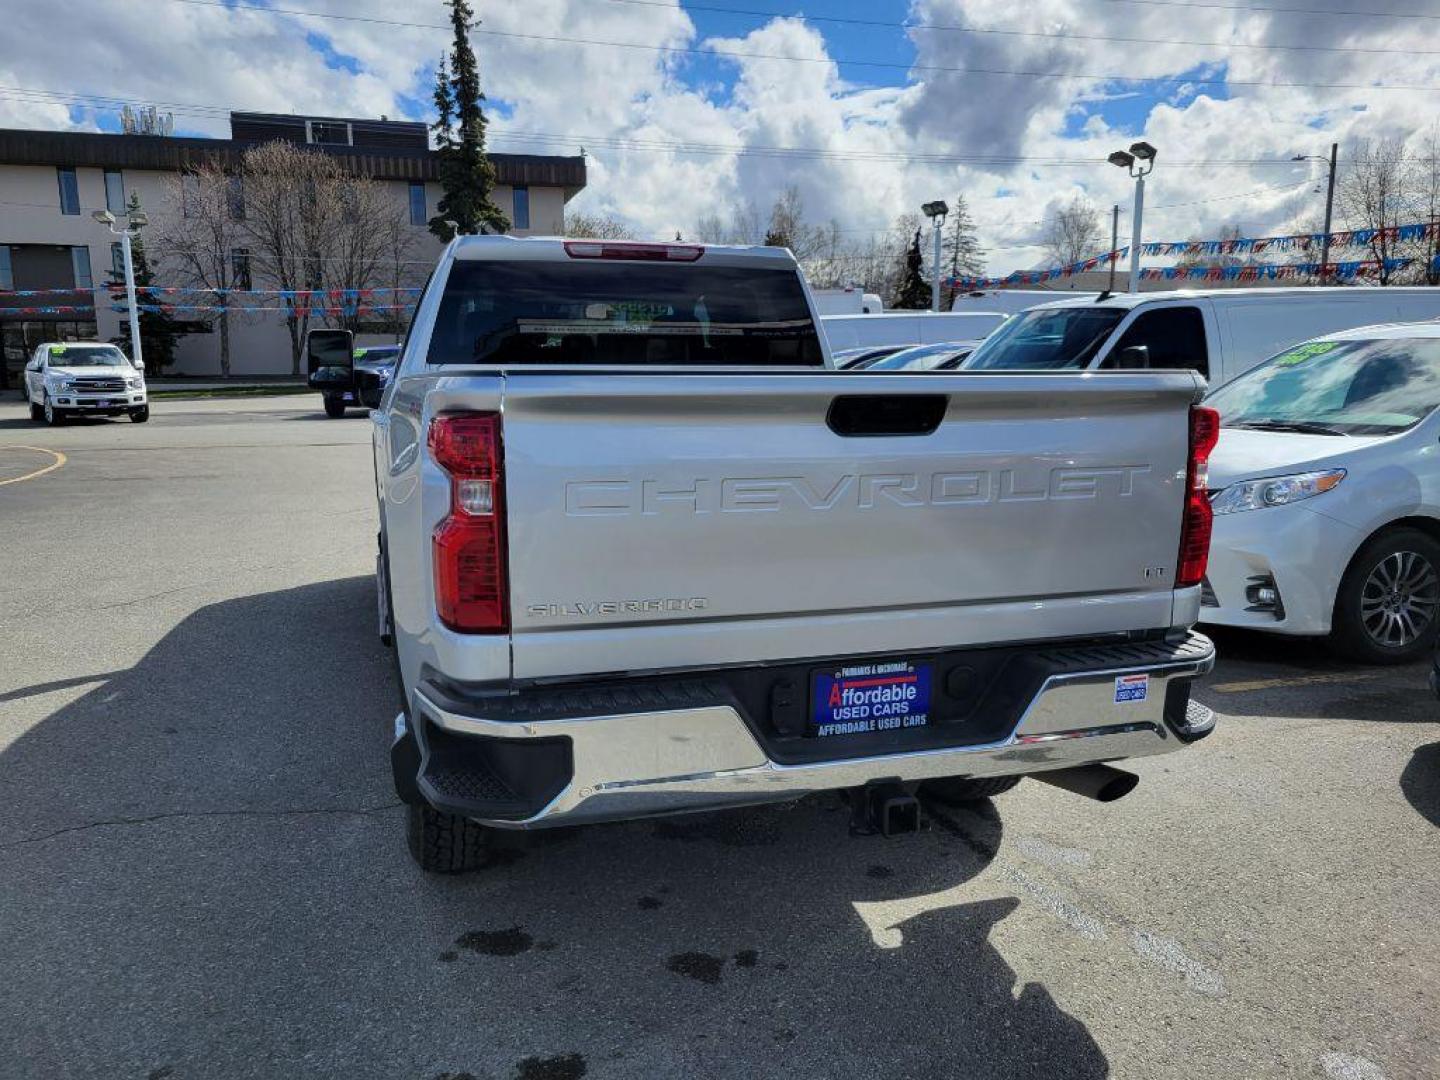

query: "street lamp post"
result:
(921, 200), (948, 312)
(1293, 143), (1338, 279)
(1109, 142), (1157, 293)
(92, 208), (148, 370)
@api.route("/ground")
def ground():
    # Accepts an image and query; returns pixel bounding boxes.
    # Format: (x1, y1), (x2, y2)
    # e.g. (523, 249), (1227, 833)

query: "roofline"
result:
(0, 126), (586, 193)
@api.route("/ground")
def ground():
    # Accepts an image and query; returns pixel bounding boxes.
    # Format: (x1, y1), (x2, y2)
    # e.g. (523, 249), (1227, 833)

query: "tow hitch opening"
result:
(850, 782), (925, 837)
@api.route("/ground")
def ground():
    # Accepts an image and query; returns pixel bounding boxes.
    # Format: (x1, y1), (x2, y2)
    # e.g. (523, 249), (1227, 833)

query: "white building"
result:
(0, 112), (586, 382)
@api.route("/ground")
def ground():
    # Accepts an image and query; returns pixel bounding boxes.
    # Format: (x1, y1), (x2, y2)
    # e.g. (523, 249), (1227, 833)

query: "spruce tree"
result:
(942, 194), (986, 304)
(893, 230), (931, 309)
(428, 1), (508, 241)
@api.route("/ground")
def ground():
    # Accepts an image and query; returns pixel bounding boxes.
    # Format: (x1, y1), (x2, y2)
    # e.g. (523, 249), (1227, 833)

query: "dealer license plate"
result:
(810, 659), (933, 738)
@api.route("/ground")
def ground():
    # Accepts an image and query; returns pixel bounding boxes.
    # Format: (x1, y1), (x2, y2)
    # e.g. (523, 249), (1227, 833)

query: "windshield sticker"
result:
(1114, 673), (1149, 704)
(1275, 341), (1340, 367)
(49, 345), (66, 357)
(353, 348), (368, 359)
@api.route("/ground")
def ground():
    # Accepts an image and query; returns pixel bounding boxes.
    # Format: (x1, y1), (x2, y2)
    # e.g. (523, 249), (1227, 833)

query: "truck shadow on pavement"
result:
(1400, 741), (1440, 827)
(0, 576), (1108, 1080)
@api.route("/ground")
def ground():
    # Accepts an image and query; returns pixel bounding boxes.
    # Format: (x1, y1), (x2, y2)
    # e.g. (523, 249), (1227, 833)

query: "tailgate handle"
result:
(827, 395), (947, 437)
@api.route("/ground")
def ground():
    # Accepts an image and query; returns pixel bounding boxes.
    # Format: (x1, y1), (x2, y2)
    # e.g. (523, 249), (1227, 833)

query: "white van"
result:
(822, 311), (1008, 353)
(962, 288), (1440, 387)
(811, 288), (886, 315)
(951, 289), (1077, 315)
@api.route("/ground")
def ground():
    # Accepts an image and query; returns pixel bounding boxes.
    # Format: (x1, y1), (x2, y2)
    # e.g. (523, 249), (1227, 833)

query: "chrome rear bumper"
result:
(409, 633), (1215, 828)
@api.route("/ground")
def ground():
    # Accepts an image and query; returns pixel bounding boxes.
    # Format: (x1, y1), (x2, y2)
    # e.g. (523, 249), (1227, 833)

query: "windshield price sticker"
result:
(811, 661), (932, 737)
(1275, 341), (1340, 367)
(1114, 673), (1149, 703)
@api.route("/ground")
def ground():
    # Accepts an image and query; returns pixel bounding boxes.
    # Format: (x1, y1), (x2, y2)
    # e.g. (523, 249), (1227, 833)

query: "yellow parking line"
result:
(1209, 671), (1385, 694)
(0, 445), (66, 487)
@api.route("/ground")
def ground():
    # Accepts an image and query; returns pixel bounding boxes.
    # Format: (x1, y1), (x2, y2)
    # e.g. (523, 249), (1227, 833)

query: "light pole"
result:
(922, 200), (948, 311)
(1108, 141), (1156, 293)
(92, 207), (148, 370)
(1293, 143), (1338, 279)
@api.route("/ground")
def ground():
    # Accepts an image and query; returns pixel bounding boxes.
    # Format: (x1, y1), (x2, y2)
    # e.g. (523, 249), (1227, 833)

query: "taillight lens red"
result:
(429, 413), (508, 633)
(1177, 406), (1220, 588)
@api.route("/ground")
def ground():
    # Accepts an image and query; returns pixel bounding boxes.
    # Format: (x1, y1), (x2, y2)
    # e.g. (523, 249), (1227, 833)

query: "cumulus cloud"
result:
(3, 0), (1439, 273)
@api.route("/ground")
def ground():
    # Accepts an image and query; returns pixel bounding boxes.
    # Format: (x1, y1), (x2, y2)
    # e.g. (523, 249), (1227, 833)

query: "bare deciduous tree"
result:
(1338, 136), (1409, 285)
(1042, 194), (1102, 269)
(565, 212), (635, 239)
(154, 158), (246, 377)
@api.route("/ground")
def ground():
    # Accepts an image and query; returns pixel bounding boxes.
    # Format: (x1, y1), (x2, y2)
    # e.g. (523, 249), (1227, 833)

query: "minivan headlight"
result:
(1211, 469), (1346, 515)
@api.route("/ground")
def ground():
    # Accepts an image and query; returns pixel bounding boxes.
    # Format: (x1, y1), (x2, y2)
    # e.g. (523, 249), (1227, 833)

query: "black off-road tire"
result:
(323, 396), (347, 418)
(921, 775), (1023, 805)
(406, 803), (493, 873)
(1330, 527), (1440, 665)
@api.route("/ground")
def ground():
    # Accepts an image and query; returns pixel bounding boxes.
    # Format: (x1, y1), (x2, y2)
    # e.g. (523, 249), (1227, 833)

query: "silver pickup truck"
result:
(372, 236), (1219, 873)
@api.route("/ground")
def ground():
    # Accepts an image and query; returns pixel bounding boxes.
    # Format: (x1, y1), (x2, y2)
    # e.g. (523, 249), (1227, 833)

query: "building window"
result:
(306, 120), (352, 146)
(111, 241), (125, 281)
(231, 248), (252, 290)
(57, 167), (80, 215)
(229, 175), (246, 220)
(512, 185), (530, 230)
(71, 246), (93, 290)
(408, 182), (426, 226)
(104, 169), (126, 215)
(0, 246), (12, 290)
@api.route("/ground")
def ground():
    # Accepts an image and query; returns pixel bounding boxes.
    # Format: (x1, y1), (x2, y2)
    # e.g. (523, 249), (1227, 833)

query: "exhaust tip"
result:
(1032, 763), (1140, 803)
(1095, 771), (1140, 802)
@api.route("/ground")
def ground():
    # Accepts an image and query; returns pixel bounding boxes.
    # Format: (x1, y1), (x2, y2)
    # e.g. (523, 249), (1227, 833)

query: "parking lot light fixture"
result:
(921, 200), (949, 311)
(94, 208), (148, 370)
(1111, 142), (1157, 293)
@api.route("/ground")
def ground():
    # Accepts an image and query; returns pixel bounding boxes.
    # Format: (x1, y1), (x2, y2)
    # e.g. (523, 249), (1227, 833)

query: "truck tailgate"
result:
(500, 371), (1204, 680)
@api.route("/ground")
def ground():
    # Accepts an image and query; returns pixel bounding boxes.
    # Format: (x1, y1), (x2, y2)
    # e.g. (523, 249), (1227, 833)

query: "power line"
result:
(136, 0), (1439, 92)
(1080, 0), (1440, 20)
(600, 0), (1440, 55)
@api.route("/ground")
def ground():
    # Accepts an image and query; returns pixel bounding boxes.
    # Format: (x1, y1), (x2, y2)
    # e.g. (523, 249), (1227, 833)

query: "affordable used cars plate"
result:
(810, 659), (933, 738)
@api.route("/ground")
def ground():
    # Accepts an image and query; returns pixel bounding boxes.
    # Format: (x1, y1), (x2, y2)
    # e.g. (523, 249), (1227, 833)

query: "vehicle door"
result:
(1096, 302), (1212, 378)
(26, 347), (46, 399)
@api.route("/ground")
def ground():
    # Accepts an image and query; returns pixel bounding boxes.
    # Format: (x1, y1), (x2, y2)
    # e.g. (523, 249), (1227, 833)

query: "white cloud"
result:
(4, 0), (1439, 275)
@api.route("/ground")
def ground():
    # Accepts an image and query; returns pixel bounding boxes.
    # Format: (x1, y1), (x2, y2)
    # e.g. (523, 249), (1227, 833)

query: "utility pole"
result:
(1321, 141), (1338, 279)
(1108, 204), (1119, 292)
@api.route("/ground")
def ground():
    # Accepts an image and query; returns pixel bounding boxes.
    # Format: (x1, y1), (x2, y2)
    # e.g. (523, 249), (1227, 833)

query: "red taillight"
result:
(429, 413), (508, 633)
(1177, 406), (1220, 588)
(563, 240), (704, 262)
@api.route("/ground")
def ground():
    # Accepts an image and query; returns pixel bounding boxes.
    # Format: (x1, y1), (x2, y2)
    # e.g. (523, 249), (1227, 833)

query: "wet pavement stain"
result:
(733, 949), (758, 968)
(515, 1052), (586, 1080)
(437, 950), (459, 963)
(434, 1073), (479, 1080)
(668, 951), (725, 984)
(535, 940), (558, 951)
(147, 1069), (174, 1080)
(455, 927), (534, 957)
(866, 864), (894, 879)
(637, 896), (663, 910)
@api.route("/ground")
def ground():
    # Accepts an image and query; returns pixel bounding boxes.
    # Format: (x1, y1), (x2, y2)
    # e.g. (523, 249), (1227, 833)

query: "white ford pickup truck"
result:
(371, 236), (1219, 873)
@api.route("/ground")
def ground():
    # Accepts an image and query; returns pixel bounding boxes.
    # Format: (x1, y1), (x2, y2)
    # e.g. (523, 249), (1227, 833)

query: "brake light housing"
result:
(1177, 405), (1220, 588)
(429, 412), (508, 633)
(563, 240), (704, 262)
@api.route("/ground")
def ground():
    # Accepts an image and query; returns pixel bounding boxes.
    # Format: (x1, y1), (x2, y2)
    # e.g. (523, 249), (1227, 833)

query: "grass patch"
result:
(148, 385), (313, 400)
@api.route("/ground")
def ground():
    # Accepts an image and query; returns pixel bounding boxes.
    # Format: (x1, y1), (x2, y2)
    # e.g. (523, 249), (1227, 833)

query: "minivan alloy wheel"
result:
(1360, 550), (1439, 648)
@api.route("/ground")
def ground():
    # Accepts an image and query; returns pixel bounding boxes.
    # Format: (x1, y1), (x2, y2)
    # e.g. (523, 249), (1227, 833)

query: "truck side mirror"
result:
(1114, 344), (1151, 369)
(134, 359), (145, 372)
(306, 328), (355, 389)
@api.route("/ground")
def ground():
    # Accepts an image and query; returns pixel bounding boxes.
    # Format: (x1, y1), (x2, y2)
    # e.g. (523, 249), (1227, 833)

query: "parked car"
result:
(811, 288), (885, 315)
(353, 345), (401, 409)
(859, 341), (979, 372)
(373, 235), (1218, 873)
(833, 345), (906, 369)
(961, 287), (1440, 386)
(1203, 322), (1440, 662)
(821, 311), (1007, 354)
(21, 342), (148, 425)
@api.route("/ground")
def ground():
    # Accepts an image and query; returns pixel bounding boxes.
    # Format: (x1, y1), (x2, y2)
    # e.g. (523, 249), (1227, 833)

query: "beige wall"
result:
(2, 162), (570, 376)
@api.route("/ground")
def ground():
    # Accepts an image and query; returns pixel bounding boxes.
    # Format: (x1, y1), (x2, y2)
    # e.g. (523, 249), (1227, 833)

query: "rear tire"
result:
(323, 396), (347, 418)
(406, 803), (493, 873)
(921, 775), (1022, 805)
(1330, 527), (1440, 664)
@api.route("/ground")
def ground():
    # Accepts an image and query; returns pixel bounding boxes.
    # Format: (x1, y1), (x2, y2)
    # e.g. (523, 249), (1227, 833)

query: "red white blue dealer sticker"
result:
(1114, 673), (1149, 703)
(811, 660), (932, 737)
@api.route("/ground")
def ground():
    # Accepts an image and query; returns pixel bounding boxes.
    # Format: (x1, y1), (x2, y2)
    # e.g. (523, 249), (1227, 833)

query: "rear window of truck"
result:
(426, 261), (824, 367)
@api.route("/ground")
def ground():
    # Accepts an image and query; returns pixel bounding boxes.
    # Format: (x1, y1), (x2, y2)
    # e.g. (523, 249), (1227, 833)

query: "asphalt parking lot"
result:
(1, 394), (1437, 1080)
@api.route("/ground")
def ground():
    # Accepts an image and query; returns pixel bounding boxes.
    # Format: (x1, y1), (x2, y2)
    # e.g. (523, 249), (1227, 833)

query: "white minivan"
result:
(961, 287), (1440, 387)
(821, 311), (1008, 355)
(1202, 321), (1440, 662)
